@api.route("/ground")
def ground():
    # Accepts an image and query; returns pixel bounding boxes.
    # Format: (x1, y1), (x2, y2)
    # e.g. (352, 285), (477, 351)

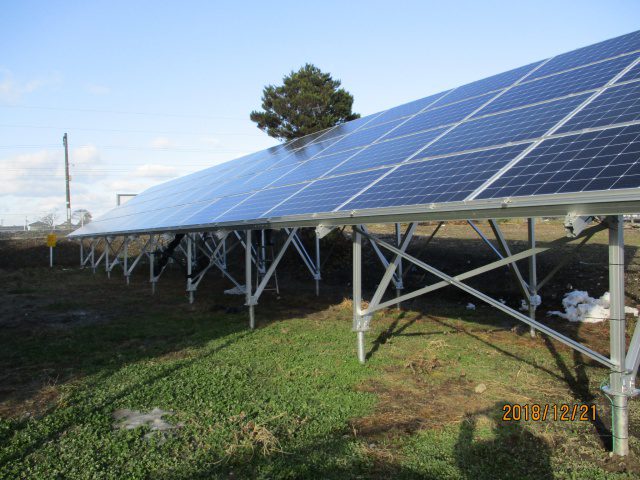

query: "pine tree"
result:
(250, 64), (360, 141)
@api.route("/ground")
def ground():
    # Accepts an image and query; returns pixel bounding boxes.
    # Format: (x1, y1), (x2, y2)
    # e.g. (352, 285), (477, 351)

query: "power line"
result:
(0, 123), (266, 137)
(0, 144), (254, 153)
(0, 104), (247, 121)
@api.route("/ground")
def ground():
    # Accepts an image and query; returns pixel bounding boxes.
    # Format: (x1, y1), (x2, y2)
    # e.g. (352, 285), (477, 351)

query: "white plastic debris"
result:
(112, 408), (182, 435)
(466, 303), (476, 310)
(548, 290), (639, 323)
(224, 285), (246, 295)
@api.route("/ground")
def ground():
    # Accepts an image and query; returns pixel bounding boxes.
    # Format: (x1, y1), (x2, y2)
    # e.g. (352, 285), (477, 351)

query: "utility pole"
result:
(63, 133), (71, 225)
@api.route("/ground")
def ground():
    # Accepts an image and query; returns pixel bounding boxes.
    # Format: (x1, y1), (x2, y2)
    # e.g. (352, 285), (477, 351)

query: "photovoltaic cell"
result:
(175, 194), (252, 227)
(342, 143), (531, 210)
(438, 61), (542, 105)
(214, 184), (307, 222)
(365, 90), (451, 126)
(385, 93), (493, 140)
(480, 55), (635, 116)
(318, 118), (404, 155)
(557, 81), (640, 133)
(330, 127), (447, 176)
(477, 124), (640, 199)
(306, 114), (377, 145)
(618, 63), (640, 83)
(529, 30), (640, 80)
(420, 94), (588, 157)
(267, 169), (391, 217)
(273, 149), (364, 185)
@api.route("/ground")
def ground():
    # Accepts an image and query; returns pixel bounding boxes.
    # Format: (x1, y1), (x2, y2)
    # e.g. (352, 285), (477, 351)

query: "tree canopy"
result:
(250, 64), (360, 142)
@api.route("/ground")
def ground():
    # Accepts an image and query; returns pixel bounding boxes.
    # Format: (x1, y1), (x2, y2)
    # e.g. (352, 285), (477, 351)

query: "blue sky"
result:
(1, 0), (639, 224)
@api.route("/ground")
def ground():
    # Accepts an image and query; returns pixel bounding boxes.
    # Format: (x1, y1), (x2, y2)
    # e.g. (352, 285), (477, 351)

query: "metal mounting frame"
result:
(349, 215), (640, 456)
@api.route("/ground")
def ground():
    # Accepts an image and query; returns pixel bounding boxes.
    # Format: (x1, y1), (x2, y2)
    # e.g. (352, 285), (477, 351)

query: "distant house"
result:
(28, 221), (51, 232)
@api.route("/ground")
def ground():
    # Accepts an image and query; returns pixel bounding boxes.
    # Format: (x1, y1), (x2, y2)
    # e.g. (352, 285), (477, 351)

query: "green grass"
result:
(1, 268), (639, 479)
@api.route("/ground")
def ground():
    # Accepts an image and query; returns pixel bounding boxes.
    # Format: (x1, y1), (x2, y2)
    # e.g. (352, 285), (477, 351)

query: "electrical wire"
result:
(0, 104), (246, 121)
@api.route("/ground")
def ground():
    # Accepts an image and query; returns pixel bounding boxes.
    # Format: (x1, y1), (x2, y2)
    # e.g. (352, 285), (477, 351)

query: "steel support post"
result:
(124, 237), (130, 284)
(105, 237), (111, 278)
(150, 249), (156, 294)
(246, 230), (255, 329)
(527, 218), (537, 338)
(259, 230), (267, 283)
(352, 226), (367, 364)
(187, 234), (194, 304)
(395, 223), (403, 309)
(606, 216), (629, 456)
(79, 240), (84, 267)
(91, 240), (96, 273)
(315, 231), (321, 296)
(222, 234), (227, 277)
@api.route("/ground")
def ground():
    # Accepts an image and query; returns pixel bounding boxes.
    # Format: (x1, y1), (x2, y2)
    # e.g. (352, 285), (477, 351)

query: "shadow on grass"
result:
(454, 402), (553, 480)
(150, 401), (554, 480)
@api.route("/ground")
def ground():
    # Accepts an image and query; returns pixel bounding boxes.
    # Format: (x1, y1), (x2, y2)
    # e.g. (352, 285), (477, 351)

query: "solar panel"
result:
(266, 169), (392, 218)
(439, 61), (543, 105)
(384, 93), (494, 139)
(477, 124), (640, 199)
(619, 63), (640, 83)
(341, 143), (532, 209)
(419, 94), (589, 157)
(70, 30), (640, 237)
(556, 80), (640, 133)
(480, 55), (636, 116)
(365, 90), (451, 126)
(329, 128), (448, 176)
(527, 30), (640, 80)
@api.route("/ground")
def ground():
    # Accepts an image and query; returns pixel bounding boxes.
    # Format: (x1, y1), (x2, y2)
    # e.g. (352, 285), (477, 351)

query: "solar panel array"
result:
(73, 30), (640, 237)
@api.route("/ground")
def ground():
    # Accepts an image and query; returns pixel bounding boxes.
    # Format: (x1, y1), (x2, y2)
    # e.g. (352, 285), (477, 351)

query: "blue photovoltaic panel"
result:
(438, 61), (542, 105)
(420, 94), (588, 157)
(365, 90), (451, 126)
(317, 118), (404, 155)
(70, 30), (640, 237)
(214, 184), (306, 222)
(477, 124), (640, 199)
(274, 149), (364, 185)
(267, 169), (391, 218)
(342, 144), (531, 210)
(235, 164), (299, 191)
(385, 93), (493, 140)
(176, 194), (252, 227)
(330, 127), (447, 176)
(557, 81), (640, 134)
(480, 55), (635, 116)
(618, 63), (640, 83)
(305, 114), (376, 146)
(529, 30), (640, 80)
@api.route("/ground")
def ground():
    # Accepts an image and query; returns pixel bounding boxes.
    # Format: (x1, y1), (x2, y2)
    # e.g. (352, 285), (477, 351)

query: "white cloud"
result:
(0, 70), (61, 104)
(131, 164), (179, 179)
(150, 136), (176, 148)
(85, 83), (111, 95)
(200, 135), (221, 146)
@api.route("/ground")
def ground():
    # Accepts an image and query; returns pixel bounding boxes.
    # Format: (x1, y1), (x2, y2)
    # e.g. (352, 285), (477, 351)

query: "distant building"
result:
(28, 221), (50, 231)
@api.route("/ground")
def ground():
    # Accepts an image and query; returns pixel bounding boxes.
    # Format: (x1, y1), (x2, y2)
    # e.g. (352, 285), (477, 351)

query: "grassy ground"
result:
(1, 221), (640, 478)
